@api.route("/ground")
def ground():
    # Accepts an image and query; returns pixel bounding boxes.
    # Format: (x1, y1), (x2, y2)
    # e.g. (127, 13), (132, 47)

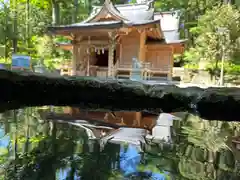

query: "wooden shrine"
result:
(48, 0), (186, 81)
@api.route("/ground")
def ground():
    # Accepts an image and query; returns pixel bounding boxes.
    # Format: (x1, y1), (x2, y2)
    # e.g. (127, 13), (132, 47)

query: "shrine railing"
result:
(116, 59), (172, 80)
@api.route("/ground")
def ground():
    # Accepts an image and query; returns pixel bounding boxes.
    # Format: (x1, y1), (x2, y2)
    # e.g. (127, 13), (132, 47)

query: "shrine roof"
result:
(48, 0), (156, 32)
(48, 0), (187, 44)
(48, 19), (160, 34)
(48, 21), (123, 31)
(86, 1), (155, 22)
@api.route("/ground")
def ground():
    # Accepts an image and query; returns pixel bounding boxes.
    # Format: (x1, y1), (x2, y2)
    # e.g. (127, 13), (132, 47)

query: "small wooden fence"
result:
(59, 59), (172, 81)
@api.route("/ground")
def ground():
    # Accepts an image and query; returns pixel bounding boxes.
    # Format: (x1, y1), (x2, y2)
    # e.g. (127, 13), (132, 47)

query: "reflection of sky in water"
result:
(0, 127), (10, 148)
(56, 167), (80, 180)
(119, 144), (169, 179)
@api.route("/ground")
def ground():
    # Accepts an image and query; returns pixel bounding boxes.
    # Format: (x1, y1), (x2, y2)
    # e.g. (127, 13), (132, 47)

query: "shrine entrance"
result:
(89, 49), (117, 78)
(94, 50), (117, 67)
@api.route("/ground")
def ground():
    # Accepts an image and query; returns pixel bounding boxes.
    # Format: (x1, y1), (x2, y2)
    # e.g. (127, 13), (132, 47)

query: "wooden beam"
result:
(50, 29), (116, 38)
(118, 27), (131, 34)
(145, 44), (173, 51)
(65, 36), (74, 40)
(56, 44), (73, 51)
(72, 44), (78, 76)
(168, 46), (174, 81)
(135, 112), (142, 126)
(155, 24), (164, 39)
(78, 40), (110, 46)
(138, 29), (146, 62)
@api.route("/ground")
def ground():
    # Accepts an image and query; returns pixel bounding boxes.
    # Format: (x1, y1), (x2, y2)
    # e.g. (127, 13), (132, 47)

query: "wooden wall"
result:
(120, 31), (140, 66)
(120, 31), (174, 73)
(169, 43), (185, 54)
(145, 44), (173, 71)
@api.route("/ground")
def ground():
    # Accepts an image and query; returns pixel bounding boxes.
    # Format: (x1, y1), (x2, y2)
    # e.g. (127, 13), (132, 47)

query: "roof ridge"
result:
(83, 0), (128, 23)
(106, 0), (126, 18)
(92, 0), (154, 9)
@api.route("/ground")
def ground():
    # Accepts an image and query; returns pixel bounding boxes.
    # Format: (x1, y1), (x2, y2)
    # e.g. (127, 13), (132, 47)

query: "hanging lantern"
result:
(102, 48), (104, 54)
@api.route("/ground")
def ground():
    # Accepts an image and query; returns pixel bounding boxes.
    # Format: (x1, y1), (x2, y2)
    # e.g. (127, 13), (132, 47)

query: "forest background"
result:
(0, 0), (239, 75)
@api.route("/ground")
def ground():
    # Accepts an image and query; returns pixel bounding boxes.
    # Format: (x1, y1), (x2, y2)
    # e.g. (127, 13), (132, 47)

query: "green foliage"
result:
(184, 63), (199, 69)
(184, 4), (240, 68)
(154, 0), (186, 11)
(36, 35), (54, 59)
(184, 61), (240, 75)
(206, 62), (240, 74)
(0, 0), (99, 70)
(129, 0), (137, 4)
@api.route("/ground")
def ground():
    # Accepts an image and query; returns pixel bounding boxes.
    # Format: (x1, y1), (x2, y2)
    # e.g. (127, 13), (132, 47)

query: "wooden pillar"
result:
(138, 29), (146, 62)
(168, 46), (174, 81)
(135, 112), (142, 127)
(108, 32), (115, 77)
(138, 29), (146, 79)
(108, 44), (114, 77)
(72, 43), (78, 76)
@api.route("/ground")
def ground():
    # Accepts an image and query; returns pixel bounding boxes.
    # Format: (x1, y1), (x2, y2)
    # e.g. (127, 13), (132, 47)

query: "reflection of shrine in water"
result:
(0, 108), (239, 179)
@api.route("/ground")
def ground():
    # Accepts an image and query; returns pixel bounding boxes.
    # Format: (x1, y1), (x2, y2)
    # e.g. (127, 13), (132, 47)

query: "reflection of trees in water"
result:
(0, 109), (239, 180)
(167, 114), (238, 179)
(0, 108), (122, 180)
(80, 142), (120, 180)
(139, 114), (240, 180)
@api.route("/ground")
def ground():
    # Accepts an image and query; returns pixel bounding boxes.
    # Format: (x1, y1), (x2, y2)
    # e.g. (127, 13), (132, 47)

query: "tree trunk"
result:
(4, 3), (9, 61)
(51, 0), (60, 25)
(25, 0), (30, 54)
(72, 0), (79, 23)
(12, 0), (18, 53)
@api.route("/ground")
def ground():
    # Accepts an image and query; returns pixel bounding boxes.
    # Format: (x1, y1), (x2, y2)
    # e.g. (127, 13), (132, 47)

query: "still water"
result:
(0, 107), (239, 180)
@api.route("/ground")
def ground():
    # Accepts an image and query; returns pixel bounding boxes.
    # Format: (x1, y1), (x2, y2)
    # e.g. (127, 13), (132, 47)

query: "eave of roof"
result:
(165, 39), (188, 44)
(48, 20), (161, 33)
(48, 21), (123, 33)
(146, 38), (187, 44)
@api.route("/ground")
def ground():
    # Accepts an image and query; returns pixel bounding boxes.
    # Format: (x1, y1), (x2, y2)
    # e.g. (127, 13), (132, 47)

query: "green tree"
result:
(184, 4), (240, 68)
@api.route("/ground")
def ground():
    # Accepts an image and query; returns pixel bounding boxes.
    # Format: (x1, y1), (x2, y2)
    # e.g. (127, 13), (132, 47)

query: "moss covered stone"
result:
(0, 70), (239, 121)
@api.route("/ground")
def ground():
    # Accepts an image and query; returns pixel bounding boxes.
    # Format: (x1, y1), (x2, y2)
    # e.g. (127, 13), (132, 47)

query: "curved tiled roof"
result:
(153, 10), (184, 43)
(48, 20), (160, 33)
(88, 0), (155, 22)
(116, 3), (154, 21)
(83, 0), (128, 23)
(48, 1), (187, 43)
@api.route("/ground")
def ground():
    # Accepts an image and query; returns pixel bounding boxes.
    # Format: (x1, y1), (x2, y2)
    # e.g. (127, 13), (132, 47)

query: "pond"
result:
(0, 107), (239, 180)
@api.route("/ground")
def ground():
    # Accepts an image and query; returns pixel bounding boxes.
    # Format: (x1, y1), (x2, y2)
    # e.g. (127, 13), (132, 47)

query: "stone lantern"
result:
(34, 61), (45, 73)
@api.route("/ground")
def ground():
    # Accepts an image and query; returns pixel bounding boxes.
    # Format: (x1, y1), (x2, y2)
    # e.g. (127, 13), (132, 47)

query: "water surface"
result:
(0, 107), (239, 180)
